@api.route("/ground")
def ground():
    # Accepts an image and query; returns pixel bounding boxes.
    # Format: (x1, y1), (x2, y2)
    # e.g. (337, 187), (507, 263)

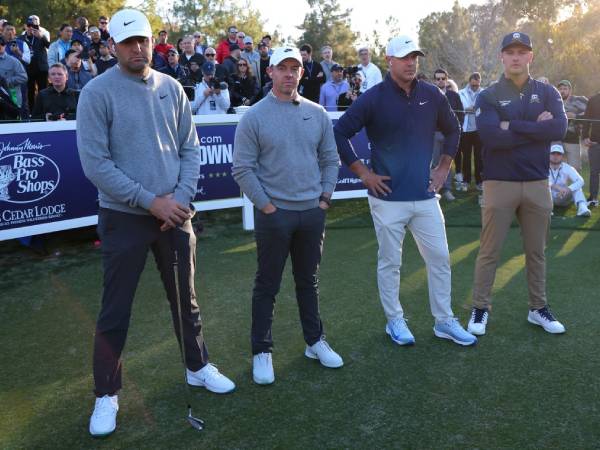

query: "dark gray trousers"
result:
(93, 208), (208, 397)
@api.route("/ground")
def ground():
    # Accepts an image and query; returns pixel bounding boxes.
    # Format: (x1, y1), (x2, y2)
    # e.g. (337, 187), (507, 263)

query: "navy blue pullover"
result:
(475, 75), (567, 181)
(334, 75), (460, 201)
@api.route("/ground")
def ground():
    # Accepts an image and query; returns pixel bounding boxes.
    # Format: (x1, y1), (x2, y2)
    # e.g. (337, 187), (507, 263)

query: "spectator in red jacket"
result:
(154, 30), (174, 59)
(216, 25), (238, 63)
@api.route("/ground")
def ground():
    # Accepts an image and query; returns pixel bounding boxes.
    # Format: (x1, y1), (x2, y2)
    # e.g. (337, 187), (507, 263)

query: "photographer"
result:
(191, 61), (230, 115)
(69, 39), (97, 76)
(3, 23), (31, 65)
(32, 63), (79, 121)
(337, 68), (362, 111)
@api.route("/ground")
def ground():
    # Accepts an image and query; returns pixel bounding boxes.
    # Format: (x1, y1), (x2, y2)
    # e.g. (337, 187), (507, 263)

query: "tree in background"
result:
(296, 0), (358, 66)
(2, 0), (126, 40)
(168, 0), (270, 47)
(417, 0), (596, 94)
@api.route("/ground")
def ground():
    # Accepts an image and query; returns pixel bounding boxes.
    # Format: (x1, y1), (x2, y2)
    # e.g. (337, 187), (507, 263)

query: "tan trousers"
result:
(472, 180), (552, 310)
(563, 142), (582, 171)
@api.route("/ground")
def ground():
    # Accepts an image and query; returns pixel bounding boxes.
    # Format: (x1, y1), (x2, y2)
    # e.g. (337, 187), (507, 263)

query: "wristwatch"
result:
(319, 195), (331, 206)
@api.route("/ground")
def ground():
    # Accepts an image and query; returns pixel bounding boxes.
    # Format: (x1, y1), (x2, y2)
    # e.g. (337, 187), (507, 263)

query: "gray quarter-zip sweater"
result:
(76, 65), (200, 215)
(232, 92), (339, 210)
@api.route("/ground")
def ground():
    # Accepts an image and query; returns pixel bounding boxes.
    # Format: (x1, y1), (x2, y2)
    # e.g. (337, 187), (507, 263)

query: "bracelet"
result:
(319, 195), (331, 206)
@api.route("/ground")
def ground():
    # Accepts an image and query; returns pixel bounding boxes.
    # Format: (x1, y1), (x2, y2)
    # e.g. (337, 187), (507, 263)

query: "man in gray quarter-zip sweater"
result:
(77, 9), (235, 439)
(233, 46), (344, 386)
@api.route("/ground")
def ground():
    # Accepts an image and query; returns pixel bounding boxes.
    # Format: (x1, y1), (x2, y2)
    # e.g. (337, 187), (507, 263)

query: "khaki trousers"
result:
(472, 180), (552, 310)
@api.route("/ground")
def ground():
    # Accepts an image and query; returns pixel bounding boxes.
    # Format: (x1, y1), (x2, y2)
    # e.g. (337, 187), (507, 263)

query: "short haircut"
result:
(469, 72), (481, 81)
(99, 16), (108, 21)
(434, 68), (448, 78)
(300, 44), (312, 54)
(358, 47), (369, 54)
(321, 45), (332, 52)
(59, 23), (71, 32)
(65, 49), (79, 59)
(49, 63), (68, 73)
(159, 30), (167, 35)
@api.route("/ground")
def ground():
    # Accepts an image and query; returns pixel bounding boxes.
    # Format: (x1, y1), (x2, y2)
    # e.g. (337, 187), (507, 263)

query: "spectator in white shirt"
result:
(356, 46), (382, 93)
(549, 143), (591, 217)
(191, 61), (230, 115)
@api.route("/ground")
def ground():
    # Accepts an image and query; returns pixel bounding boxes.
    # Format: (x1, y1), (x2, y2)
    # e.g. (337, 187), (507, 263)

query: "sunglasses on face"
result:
(205, 53), (215, 57)
(238, 63), (247, 66)
(100, 21), (108, 25)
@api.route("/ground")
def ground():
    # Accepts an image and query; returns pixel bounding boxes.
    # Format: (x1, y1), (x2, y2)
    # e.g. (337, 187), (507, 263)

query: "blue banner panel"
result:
(0, 131), (98, 234)
(194, 124), (240, 201)
(335, 124), (370, 192)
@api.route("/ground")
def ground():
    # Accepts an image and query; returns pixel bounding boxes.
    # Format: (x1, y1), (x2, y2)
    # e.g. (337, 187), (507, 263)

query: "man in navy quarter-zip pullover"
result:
(334, 36), (477, 348)
(467, 32), (568, 336)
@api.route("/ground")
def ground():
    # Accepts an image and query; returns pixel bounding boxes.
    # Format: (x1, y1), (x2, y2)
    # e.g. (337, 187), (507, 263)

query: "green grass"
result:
(1, 189), (600, 450)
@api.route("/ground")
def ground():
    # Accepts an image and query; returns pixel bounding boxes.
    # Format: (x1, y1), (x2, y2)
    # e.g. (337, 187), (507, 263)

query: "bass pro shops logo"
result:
(0, 152), (60, 203)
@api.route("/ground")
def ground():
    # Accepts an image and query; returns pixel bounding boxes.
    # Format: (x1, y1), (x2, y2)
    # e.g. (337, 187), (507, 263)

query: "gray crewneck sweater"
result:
(232, 93), (339, 210)
(76, 66), (200, 215)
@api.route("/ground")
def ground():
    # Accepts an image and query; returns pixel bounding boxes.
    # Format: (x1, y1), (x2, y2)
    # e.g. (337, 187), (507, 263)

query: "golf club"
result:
(172, 231), (205, 431)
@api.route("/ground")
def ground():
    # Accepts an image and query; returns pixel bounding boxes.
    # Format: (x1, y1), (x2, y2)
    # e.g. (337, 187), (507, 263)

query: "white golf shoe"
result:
(187, 363), (236, 393)
(305, 338), (344, 368)
(253, 352), (275, 385)
(89, 394), (118, 437)
(577, 202), (591, 217)
(527, 307), (566, 334)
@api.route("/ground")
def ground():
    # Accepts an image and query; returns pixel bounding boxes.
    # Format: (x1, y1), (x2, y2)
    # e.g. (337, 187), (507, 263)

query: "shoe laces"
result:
(201, 363), (223, 381)
(471, 308), (488, 323)
(256, 353), (271, 365)
(94, 396), (116, 418)
(535, 306), (556, 322)
(390, 318), (408, 332)
(315, 338), (334, 353)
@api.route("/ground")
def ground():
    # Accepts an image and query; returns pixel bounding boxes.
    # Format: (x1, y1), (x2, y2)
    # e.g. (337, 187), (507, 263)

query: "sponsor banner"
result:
(0, 131), (98, 235)
(195, 124), (240, 201)
(335, 123), (369, 192)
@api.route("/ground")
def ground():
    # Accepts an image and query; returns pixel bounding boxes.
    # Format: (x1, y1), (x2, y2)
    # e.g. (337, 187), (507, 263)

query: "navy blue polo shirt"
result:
(475, 75), (567, 181)
(334, 75), (460, 201)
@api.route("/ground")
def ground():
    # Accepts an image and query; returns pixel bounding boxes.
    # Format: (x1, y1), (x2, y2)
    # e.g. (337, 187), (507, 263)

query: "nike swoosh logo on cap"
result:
(124, 20), (135, 26)
(419, 101), (428, 105)
(160, 94), (168, 99)
(405, 40), (412, 44)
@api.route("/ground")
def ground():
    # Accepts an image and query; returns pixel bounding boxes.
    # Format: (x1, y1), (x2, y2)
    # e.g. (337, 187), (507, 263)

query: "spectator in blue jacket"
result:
(468, 32), (568, 337)
(334, 36), (477, 348)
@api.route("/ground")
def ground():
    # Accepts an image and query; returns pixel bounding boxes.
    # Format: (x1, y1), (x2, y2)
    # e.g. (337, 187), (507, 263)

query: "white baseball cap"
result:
(550, 143), (564, 154)
(269, 46), (303, 67)
(386, 36), (425, 58)
(109, 9), (153, 44)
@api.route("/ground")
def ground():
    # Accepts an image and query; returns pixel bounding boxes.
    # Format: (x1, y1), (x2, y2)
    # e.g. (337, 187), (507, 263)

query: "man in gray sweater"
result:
(77, 9), (234, 438)
(232, 46), (343, 386)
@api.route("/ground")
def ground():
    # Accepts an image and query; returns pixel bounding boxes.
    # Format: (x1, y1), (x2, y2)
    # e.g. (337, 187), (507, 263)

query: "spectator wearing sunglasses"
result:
(229, 57), (259, 107)
(203, 46), (229, 80)
(98, 16), (110, 41)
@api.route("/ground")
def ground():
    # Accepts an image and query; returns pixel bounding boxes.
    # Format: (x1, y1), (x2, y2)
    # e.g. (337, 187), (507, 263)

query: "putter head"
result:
(187, 409), (204, 431)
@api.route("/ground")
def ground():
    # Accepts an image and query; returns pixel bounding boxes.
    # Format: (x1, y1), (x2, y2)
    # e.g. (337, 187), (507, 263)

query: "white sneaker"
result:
(187, 363), (236, 393)
(89, 394), (118, 437)
(305, 338), (344, 368)
(253, 352), (275, 385)
(454, 173), (463, 183)
(577, 202), (591, 217)
(467, 307), (489, 336)
(527, 307), (566, 334)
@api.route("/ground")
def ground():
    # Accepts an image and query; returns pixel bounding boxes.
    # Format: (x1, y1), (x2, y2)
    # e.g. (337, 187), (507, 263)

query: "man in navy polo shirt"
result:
(334, 36), (476, 347)
(467, 32), (568, 336)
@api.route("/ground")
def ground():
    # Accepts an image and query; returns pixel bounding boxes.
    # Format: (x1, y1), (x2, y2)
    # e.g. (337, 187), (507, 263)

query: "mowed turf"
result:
(1, 192), (600, 450)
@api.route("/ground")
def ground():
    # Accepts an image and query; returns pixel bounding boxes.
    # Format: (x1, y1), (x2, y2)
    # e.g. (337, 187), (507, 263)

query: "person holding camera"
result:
(3, 23), (31, 65)
(65, 49), (93, 91)
(229, 57), (259, 107)
(69, 39), (97, 76)
(21, 16), (49, 110)
(337, 69), (362, 111)
(32, 63), (79, 121)
(0, 36), (28, 111)
(191, 60), (230, 114)
(318, 63), (348, 111)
